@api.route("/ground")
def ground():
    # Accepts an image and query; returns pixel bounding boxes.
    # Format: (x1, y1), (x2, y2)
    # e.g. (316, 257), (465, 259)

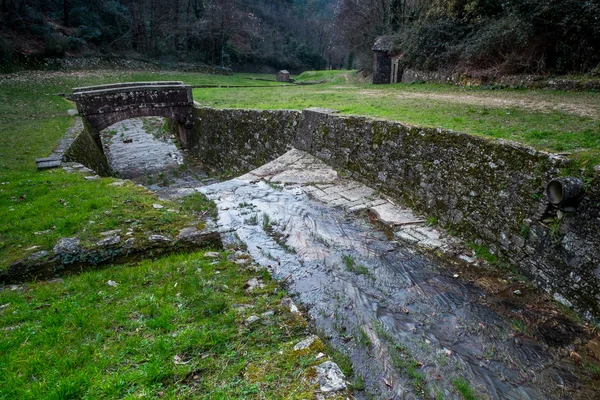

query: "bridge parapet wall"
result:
(72, 83), (194, 135)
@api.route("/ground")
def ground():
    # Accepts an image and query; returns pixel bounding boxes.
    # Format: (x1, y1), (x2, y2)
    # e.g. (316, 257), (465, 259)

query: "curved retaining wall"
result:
(189, 107), (301, 172)
(189, 105), (600, 318)
(63, 118), (111, 176)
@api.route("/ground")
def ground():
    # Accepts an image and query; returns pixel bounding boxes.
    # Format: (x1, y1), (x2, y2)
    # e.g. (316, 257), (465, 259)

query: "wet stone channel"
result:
(101, 117), (599, 399)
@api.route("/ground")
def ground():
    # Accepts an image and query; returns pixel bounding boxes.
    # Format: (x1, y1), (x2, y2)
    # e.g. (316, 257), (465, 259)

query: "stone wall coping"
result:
(73, 81), (185, 93)
(72, 84), (191, 98)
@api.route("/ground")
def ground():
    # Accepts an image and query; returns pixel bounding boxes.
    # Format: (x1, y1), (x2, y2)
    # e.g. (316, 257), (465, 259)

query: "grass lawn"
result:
(0, 251), (334, 399)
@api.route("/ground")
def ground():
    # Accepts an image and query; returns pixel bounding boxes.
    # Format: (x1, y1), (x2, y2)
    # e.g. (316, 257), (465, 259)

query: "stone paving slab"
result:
(237, 149), (454, 253)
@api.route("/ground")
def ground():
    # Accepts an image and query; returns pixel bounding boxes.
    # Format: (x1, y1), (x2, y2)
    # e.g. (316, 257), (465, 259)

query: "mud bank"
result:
(189, 106), (600, 319)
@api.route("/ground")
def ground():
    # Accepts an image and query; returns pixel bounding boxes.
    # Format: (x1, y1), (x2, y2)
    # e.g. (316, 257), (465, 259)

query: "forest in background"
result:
(336, 0), (600, 75)
(0, 0), (340, 72)
(1, 0), (600, 76)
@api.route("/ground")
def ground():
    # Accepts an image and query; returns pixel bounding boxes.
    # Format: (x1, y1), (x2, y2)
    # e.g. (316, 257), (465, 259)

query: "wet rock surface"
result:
(100, 117), (217, 198)
(199, 149), (597, 399)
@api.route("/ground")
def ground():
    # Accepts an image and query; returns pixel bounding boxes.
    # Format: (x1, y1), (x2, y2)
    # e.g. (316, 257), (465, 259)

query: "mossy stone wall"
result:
(189, 107), (301, 173)
(64, 119), (111, 176)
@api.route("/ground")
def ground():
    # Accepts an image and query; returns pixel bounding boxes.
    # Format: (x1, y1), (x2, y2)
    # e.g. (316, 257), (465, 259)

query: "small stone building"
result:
(372, 36), (403, 84)
(277, 70), (291, 82)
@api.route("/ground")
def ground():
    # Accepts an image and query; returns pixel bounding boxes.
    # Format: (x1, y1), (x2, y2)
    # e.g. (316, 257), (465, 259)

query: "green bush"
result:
(399, 18), (468, 71)
(390, 0), (600, 74)
(462, 15), (536, 73)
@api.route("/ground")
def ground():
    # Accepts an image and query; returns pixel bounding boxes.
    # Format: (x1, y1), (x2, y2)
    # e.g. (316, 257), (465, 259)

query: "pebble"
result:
(244, 278), (264, 291)
(294, 335), (318, 351)
(281, 297), (300, 314)
(149, 234), (171, 243)
(97, 235), (120, 247)
(107, 280), (119, 287)
(53, 237), (81, 255)
(245, 315), (260, 325)
(100, 229), (121, 237)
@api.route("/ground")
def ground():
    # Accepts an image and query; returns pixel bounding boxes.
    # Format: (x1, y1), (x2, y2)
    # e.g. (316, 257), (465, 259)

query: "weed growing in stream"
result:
(262, 213), (272, 231)
(453, 377), (480, 400)
(244, 214), (259, 225)
(342, 254), (374, 278)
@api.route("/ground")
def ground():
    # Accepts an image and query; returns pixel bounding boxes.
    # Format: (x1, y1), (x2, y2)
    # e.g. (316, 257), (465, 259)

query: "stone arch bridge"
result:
(71, 81), (193, 147)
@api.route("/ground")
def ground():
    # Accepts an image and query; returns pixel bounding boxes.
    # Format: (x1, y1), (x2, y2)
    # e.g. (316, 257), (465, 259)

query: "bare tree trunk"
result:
(173, 0), (180, 53)
(63, 0), (70, 27)
(128, 0), (138, 51)
(185, 0), (192, 55)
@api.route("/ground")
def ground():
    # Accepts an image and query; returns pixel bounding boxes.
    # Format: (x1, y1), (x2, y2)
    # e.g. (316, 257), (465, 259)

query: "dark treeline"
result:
(1, 0), (599, 75)
(335, 0), (600, 74)
(0, 0), (340, 71)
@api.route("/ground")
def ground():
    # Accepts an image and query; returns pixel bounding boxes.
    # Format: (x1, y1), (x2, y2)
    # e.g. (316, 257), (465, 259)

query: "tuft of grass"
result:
(342, 254), (373, 278)
(426, 216), (438, 226)
(179, 192), (218, 220)
(266, 181), (283, 191)
(453, 377), (480, 400)
(0, 251), (325, 399)
(389, 344), (427, 393)
(244, 214), (259, 225)
(262, 213), (271, 231)
(466, 242), (498, 265)
(357, 327), (372, 348)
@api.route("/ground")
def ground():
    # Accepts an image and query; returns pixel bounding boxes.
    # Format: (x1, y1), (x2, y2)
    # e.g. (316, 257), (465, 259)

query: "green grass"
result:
(0, 251), (330, 399)
(0, 71), (242, 268)
(453, 377), (480, 400)
(388, 344), (427, 394)
(0, 172), (206, 268)
(466, 242), (499, 265)
(342, 254), (373, 278)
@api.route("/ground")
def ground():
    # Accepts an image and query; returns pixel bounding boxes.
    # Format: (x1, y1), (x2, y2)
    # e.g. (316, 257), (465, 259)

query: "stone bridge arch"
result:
(71, 81), (194, 147)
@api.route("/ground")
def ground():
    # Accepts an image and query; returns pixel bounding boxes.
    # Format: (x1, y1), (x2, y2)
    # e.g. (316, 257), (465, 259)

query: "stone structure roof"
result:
(371, 36), (395, 52)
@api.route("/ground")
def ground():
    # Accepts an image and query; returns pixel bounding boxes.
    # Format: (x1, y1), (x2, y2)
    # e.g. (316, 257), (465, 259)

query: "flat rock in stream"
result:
(370, 203), (422, 226)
